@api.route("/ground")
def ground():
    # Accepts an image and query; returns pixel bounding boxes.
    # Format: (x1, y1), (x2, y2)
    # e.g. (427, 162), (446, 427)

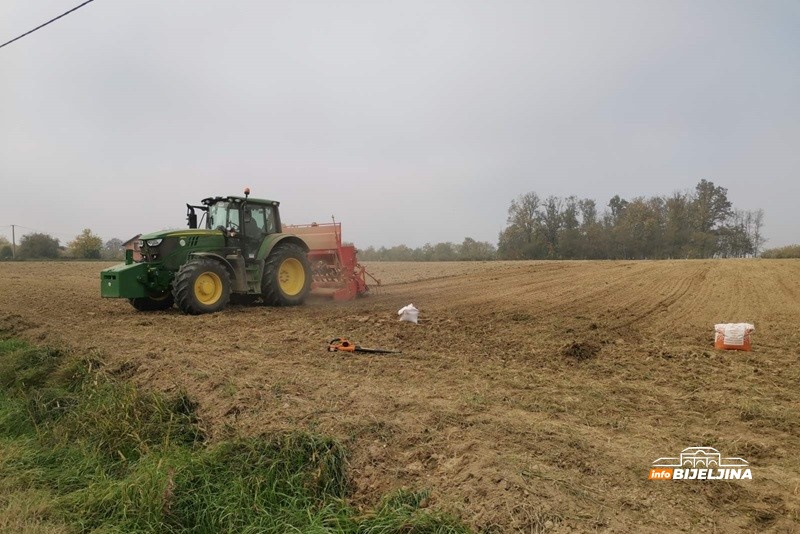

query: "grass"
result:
(760, 244), (800, 258)
(0, 337), (467, 533)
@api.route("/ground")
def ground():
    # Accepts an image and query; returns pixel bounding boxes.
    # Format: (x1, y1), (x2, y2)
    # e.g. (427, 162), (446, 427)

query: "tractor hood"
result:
(139, 229), (222, 241)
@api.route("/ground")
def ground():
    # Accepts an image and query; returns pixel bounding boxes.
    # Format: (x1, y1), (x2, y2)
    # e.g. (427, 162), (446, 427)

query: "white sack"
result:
(398, 303), (419, 324)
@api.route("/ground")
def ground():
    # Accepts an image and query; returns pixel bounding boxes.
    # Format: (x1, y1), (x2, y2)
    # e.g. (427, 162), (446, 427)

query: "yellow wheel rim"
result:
(194, 272), (223, 305)
(278, 258), (305, 296)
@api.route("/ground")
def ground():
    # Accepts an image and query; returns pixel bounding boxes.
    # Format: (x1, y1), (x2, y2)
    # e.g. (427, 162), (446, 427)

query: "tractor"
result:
(100, 189), (312, 314)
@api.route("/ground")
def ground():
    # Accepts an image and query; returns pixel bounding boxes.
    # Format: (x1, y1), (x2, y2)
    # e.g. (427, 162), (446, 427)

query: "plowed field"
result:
(1, 260), (798, 532)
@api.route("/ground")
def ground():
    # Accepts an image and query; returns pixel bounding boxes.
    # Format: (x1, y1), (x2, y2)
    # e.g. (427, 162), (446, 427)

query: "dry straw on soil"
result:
(1, 259), (799, 532)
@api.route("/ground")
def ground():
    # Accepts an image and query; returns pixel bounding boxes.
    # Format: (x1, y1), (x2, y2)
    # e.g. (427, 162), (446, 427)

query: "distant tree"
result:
(761, 245), (800, 259)
(608, 195), (629, 223)
(102, 238), (125, 260)
(359, 246), (378, 261)
(663, 192), (692, 258)
(558, 196), (582, 258)
(430, 242), (457, 261)
(459, 237), (496, 261)
(18, 233), (60, 259)
(538, 196), (563, 258)
(578, 198), (597, 228)
(690, 179), (732, 257)
(751, 209), (767, 256)
(717, 210), (754, 258)
(509, 192), (541, 241)
(0, 237), (12, 260)
(579, 199), (606, 259)
(68, 229), (103, 259)
(384, 244), (415, 261)
(498, 192), (546, 259)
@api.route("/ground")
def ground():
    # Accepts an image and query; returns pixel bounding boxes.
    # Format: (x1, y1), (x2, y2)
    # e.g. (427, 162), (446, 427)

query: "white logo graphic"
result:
(649, 447), (752, 481)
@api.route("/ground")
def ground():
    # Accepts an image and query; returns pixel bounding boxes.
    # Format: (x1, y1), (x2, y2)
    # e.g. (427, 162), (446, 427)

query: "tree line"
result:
(358, 237), (497, 262)
(1, 180), (793, 261)
(0, 230), (125, 261)
(498, 180), (767, 260)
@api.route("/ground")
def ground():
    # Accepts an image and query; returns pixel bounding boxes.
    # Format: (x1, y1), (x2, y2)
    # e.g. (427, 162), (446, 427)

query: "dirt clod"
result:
(562, 341), (601, 360)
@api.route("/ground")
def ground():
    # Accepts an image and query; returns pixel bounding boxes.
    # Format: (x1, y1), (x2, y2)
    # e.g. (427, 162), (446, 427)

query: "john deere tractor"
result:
(100, 189), (311, 314)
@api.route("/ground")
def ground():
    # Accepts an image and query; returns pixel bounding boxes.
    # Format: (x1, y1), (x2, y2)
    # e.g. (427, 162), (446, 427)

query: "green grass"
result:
(0, 337), (467, 533)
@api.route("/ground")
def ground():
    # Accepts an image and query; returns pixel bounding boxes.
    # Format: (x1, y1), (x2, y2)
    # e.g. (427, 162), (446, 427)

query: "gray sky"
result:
(1, 0), (798, 249)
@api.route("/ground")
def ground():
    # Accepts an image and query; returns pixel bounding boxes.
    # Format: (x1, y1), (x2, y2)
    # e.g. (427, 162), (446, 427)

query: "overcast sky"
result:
(1, 0), (798, 249)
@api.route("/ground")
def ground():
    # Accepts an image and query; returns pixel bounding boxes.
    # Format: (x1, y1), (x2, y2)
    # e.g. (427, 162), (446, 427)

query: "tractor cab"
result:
(186, 191), (281, 259)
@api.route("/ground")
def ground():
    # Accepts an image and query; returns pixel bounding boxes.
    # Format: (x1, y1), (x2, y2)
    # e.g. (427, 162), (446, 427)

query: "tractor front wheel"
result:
(129, 291), (174, 312)
(173, 259), (232, 315)
(262, 243), (311, 306)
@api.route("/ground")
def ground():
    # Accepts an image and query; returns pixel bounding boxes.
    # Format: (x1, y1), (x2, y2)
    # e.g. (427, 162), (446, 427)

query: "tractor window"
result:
(264, 206), (277, 233)
(247, 208), (266, 232)
(244, 206), (276, 234)
(207, 202), (241, 231)
(227, 207), (241, 230)
(208, 202), (229, 229)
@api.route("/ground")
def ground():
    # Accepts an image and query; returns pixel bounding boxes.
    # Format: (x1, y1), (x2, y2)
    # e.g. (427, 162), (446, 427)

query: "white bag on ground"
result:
(714, 323), (755, 351)
(398, 304), (419, 324)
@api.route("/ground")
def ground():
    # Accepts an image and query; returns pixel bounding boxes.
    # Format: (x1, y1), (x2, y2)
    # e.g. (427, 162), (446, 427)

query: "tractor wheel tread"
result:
(262, 243), (311, 306)
(173, 258), (232, 315)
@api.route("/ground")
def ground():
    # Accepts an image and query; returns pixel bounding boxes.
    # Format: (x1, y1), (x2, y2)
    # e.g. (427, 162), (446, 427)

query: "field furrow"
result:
(1, 259), (798, 532)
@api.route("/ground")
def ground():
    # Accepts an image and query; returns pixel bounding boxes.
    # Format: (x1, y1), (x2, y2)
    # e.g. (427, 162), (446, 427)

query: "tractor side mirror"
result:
(186, 204), (198, 229)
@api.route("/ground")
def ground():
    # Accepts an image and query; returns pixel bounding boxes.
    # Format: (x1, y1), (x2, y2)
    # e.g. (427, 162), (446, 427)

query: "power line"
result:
(0, 0), (97, 50)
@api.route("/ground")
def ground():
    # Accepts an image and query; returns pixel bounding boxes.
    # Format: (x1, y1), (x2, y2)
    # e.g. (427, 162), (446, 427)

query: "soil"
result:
(1, 259), (799, 532)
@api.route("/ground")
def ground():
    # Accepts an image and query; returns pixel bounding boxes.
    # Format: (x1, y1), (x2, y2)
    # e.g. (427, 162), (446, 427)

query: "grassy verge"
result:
(0, 338), (466, 533)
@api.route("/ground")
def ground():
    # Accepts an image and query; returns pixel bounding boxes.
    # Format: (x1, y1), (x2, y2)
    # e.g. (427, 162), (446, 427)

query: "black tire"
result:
(173, 258), (232, 315)
(129, 291), (174, 312)
(262, 243), (311, 306)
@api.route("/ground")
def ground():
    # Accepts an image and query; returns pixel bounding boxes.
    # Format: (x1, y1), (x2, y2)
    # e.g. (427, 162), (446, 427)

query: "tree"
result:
(608, 195), (629, 223)
(459, 237), (496, 261)
(18, 233), (60, 259)
(717, 210), (754, 258)
(579, 199), (606, 259)
(664, 192), (692, 258)
(507, 192), (540, 245)
(102, 238), (125, 260)
(751, 209), (767, 256)
(538, 196), (563, 258)
(559, 196), (582, 258)
(69, 229), (103, 259)
(0, 236), (12, 260)
(431, 242), (458, 261)
(690, 179), (732, 257)
(498, 192), (547, 259)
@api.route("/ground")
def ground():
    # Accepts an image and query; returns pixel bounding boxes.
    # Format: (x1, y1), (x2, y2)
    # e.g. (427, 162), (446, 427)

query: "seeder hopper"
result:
(285, 221), (379, 301)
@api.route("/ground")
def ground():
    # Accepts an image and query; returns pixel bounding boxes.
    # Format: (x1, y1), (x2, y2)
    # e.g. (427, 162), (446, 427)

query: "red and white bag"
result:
(714, 323), (755, 351)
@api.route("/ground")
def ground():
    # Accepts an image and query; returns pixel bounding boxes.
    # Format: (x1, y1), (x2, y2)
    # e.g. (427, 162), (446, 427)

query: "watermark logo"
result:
(649, 447), (751, 481)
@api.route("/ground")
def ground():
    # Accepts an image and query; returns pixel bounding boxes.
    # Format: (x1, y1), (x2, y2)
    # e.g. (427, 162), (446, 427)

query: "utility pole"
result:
(11, 224), (15, 259)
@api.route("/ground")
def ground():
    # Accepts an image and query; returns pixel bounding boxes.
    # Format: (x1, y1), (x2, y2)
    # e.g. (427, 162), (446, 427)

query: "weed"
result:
(0, 338), (466, 532)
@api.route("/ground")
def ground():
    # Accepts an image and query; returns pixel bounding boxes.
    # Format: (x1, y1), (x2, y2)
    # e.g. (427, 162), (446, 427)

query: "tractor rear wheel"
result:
(129, 291), (174, 312)
(262, 243), (311, 306)
(173, 258), (232, 315)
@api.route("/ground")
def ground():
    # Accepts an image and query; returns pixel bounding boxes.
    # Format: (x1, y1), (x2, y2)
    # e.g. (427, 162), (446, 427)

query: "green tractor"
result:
(100, 189), (311, 314)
